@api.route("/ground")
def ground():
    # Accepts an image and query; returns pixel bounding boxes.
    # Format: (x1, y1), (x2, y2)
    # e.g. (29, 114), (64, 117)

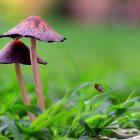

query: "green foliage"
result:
(0, 82), (139, 139)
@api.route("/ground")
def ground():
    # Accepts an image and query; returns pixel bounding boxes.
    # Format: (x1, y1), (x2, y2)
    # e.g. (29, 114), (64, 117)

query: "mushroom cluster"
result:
(0, 16), (66, 121)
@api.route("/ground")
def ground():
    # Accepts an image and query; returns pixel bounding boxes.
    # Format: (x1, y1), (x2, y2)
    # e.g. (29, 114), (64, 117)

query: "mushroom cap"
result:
(0, 16), (66, 42)
(0, 40), (47, 65)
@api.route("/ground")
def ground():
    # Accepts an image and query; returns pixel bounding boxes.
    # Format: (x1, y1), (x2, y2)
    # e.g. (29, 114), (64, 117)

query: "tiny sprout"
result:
(95, 83), (104, 93)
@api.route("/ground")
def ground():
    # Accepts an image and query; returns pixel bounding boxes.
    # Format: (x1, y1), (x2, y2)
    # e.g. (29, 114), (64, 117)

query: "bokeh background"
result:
(0, 0), (140, 104)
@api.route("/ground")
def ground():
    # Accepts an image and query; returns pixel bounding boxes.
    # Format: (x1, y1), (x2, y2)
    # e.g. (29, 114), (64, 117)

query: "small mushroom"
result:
(0, 16), (66, 110)
(0, 40), (47, 121)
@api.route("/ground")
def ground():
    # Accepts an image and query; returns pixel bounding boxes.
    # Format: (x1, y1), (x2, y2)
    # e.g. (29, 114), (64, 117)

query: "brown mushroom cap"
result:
(0, 40), (47, 65)
(0, 16), (66, 42)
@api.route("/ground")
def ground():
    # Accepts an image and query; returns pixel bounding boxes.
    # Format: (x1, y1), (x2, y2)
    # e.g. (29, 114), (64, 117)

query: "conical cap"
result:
(0, 16), (66, 42)
(0, 40), (47, 65)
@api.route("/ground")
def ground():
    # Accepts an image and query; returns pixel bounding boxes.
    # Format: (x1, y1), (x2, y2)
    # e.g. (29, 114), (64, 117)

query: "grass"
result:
(0, 82), (140, 139)
(0, 19), (140, 139)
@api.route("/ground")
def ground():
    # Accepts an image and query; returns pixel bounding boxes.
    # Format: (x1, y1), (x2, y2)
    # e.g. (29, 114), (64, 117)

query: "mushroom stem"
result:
(30, 38), (45, 110)
(15, 63), (35, 122)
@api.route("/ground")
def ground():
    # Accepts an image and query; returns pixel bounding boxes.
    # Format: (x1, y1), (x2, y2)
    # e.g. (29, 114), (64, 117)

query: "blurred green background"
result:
(0, 0), (140, 105)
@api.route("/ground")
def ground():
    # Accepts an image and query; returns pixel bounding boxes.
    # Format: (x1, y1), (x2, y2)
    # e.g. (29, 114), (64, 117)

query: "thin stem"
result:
(30, 38), (45, 109)
(15, 63), (35, 122)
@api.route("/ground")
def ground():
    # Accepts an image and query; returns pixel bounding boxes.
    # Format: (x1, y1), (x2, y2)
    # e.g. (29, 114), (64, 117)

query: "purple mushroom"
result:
(0, 16), (66, 110)
(0, 40), (47, 121)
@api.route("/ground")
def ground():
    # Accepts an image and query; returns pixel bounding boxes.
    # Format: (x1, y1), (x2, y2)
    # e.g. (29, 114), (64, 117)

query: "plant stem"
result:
(30, 38), (45, 110)
(15, 63), (35, 122)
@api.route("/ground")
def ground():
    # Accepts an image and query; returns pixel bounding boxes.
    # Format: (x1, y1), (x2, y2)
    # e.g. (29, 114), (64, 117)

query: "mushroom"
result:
(0, 16), (66, 110)
(0, 40), (47, 121)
